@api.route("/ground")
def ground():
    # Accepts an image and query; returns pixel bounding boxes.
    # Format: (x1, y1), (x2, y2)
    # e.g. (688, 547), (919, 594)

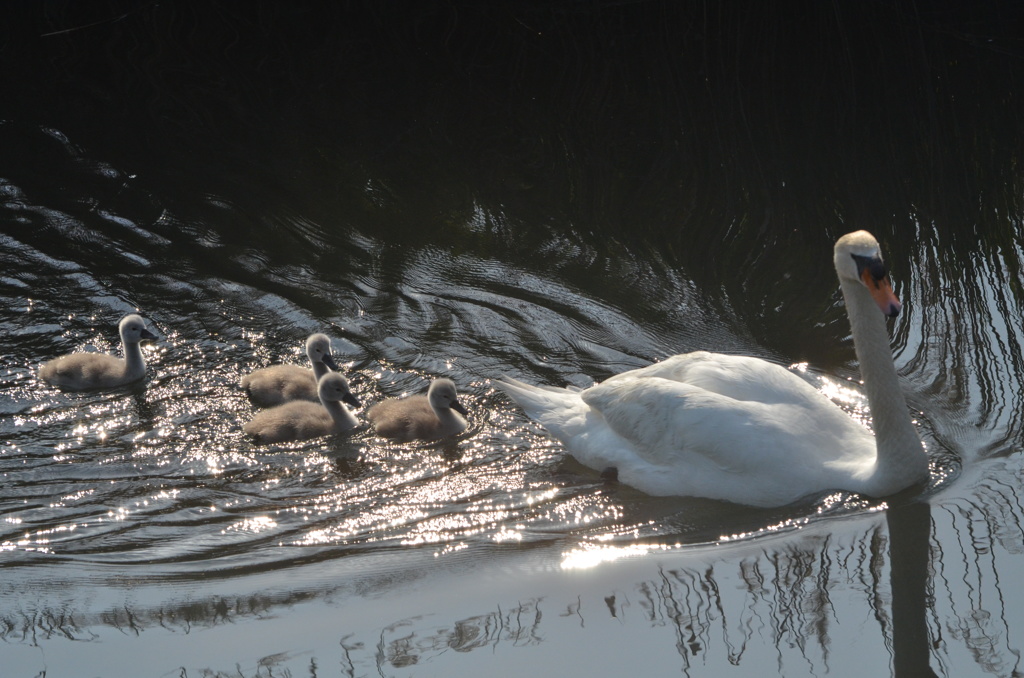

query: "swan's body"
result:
(497, 231), (929, 507)
(241, 333), (340, 407)
(367, 378), (469, 442)
(244, 372), (361, 444)
(39, 314), (157, 390)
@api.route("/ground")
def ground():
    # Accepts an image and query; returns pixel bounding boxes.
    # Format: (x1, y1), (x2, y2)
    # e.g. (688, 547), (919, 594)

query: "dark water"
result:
(2, 2), (1024, 676)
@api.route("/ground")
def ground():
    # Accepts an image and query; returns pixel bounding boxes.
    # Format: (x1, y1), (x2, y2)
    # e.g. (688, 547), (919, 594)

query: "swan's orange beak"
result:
(861, 268), (902, 317)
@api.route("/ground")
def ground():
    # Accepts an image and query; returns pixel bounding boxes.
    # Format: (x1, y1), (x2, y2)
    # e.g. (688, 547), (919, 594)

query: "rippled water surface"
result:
(3, 3), (1024, 676)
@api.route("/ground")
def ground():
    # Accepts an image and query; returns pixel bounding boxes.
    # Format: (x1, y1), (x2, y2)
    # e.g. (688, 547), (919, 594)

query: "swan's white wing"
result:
(581, 374), (875, 478)
(603, 352), (825, 407)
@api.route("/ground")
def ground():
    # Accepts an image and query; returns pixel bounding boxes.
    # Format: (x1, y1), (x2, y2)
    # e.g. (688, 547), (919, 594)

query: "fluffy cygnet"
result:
(39, 314), (158, 390)
(244, 372), (361, 444)
(241, 333), (340, 407)
(366, 378), (469, 442)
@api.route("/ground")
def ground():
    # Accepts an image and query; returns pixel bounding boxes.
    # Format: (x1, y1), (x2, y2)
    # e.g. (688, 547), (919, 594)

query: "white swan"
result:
(241, 333), (340, 407)
(39, 314), (158, 390)
(367, 378), (469, 442)
(244, 372), (361, 444)
(497, 231), (930, 508)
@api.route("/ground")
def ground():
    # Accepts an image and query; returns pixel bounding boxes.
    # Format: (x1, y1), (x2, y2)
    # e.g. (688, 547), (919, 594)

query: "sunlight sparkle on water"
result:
(793, 362), (872, 424)
(819, 376), (867, 408)
(493, 526), (524, 542)
(223, 516), (278, 534)
(525, 488), (559, 505)
(716, 499), (887, 544)
(718, 517), (812, 543)
(561, 543), (664, 569)
(434, 542), (469, 557)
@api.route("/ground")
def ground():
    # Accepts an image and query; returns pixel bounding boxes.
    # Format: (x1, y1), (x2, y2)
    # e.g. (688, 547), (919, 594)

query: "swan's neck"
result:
(323, 400), (358, 431)
(841, 277), (928, 492)
(311, 360), (331, 381)
(121, 337), (147, 381)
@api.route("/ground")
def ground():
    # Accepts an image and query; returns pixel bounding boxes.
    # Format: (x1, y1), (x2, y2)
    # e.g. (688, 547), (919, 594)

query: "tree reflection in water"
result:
(345, 498), (1016, 677)
(8, 492), (1020, 677)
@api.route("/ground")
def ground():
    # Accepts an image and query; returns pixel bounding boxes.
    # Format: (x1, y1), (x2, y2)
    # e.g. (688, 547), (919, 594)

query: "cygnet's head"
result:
(119, 314), (158, 343)
(306, 333), (340, 370)
(318, 372), (360, 408)
(428, 378), (468, 415)
(833, 231), (901, 317)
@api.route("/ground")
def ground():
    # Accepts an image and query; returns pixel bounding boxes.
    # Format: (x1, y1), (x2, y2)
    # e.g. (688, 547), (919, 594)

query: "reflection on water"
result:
(8, 499), (1021, 677)
(2, 1), (1024, 676)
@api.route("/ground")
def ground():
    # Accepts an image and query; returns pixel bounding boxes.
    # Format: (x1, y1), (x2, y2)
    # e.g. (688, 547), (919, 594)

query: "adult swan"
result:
(497, 231), (930, 508)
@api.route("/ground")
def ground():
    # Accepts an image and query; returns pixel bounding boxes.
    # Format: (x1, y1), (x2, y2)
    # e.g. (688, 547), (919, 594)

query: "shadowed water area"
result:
(2, 1), (1024, 676)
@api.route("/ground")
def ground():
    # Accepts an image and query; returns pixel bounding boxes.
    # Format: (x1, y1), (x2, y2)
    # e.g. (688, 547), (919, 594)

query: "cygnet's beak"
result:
(141, 327), (158, 340)
(451, 399), (468, 416)
(323, 353), (340, 371)
(343, 392), (361, 409)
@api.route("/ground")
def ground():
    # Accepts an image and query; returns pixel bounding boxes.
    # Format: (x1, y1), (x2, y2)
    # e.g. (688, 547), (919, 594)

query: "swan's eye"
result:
(851, 253), (888, 283)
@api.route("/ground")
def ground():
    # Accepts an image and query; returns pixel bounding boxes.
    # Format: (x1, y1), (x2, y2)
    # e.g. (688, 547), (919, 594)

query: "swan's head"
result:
(119, 314), (158, 343)
(306, 333), (340, 370)
(428, 378), (469, 415)
(317, 372), (361, 408)
(833, 231), (901, 317)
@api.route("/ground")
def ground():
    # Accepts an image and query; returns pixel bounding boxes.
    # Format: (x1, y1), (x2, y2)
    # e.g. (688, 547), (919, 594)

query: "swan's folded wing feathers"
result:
(682, 355), (826, 405)
(581, 376), (817, 473)
(607, 352), (825, 406)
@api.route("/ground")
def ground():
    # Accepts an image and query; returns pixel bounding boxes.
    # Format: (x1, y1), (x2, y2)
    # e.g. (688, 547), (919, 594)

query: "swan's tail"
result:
(494, 376), (586, 432)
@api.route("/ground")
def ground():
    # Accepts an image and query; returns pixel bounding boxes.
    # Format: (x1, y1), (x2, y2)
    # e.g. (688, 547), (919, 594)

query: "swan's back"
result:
(603, 352), (823, 406)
